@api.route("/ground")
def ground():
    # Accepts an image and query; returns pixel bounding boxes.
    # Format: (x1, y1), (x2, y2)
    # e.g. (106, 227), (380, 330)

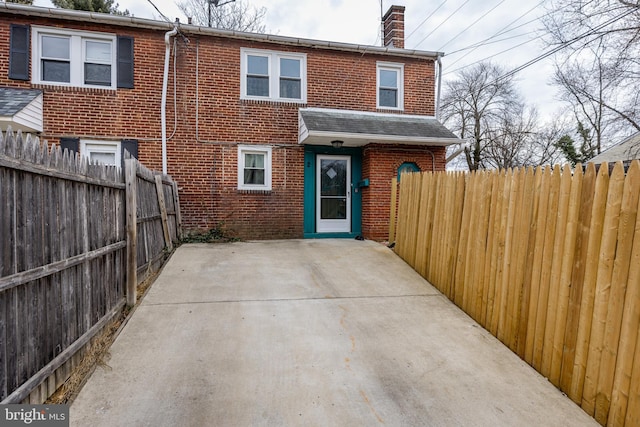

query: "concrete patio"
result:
(70, 239), (598, 426)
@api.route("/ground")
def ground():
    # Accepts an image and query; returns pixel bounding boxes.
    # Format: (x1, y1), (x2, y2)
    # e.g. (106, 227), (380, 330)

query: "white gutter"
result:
(161, 26), (178, 175)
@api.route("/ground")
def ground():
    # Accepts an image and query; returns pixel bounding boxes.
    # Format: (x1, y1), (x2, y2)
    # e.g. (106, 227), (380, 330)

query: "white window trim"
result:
(376, 61), (404, 110)
(237, 145), (272, 191)
(81, 139), (121, 166)
(240, 48), (307, 103)
(32, 26), (117, 89)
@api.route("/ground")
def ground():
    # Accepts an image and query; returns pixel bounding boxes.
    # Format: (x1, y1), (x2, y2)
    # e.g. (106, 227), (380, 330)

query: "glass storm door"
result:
(316, 155), (351, 233)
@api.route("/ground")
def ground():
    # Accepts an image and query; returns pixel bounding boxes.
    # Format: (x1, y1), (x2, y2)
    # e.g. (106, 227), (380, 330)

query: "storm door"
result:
(316, 155), (351, 233)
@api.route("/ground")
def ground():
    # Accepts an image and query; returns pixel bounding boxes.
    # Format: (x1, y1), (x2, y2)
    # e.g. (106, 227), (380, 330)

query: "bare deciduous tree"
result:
(177, 0), (267, 32)
(543, 0), (640, 148)
(442, 62), (556, 170)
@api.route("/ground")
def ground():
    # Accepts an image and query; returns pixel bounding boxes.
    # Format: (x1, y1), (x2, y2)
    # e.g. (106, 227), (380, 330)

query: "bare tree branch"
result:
(177, 0), (267, 32)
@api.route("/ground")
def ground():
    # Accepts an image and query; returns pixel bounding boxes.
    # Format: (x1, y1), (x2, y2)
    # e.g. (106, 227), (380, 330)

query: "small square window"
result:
(377, 62), (404, 110)
(238, 145), (272, 190)
(81, 140), (121, 166)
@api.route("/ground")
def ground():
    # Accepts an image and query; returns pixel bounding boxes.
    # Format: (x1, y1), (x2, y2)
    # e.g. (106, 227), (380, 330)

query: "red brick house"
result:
(0, 3), (458, 241)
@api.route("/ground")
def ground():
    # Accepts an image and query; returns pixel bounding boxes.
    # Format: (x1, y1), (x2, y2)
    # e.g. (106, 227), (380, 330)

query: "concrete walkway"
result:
(71, 239), (597, 427)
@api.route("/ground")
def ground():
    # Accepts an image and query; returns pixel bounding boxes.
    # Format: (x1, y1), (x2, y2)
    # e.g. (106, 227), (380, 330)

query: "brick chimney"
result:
(383, 5), (405, 49)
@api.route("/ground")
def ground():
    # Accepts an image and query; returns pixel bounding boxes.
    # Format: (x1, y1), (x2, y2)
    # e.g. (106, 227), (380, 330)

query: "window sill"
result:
(32, 83), (118, 94)
(240, 98), (307, 107)
(237, 189), (272, 194)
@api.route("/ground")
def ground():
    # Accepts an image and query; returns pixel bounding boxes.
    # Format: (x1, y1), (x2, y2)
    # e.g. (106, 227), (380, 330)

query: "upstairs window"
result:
(32, 26), (117, 89)
(377, 62), (404, 110)
(241, 48), (306, 103)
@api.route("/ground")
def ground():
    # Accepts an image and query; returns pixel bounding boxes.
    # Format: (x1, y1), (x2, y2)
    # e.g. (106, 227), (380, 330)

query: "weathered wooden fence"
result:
(392, 161), (640, 427)
(0, 127), (181, 404)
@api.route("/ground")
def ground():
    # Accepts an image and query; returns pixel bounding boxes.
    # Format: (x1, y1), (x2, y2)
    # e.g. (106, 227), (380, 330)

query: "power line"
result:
(443, 0), (545, 70)
(441, 0), (599, 74)
(146, 0), (172, 23)
(414, 0), (471, 49)
(437, 0), (508, 51)
(494, 6), (638, 83)
(405, 0), (448, 42)
(447, 30), (538, 56)
(443, 36), (543, 75)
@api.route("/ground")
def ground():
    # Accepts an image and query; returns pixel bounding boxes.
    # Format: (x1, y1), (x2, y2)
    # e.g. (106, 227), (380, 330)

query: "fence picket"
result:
(560, 163), (596, 393)
(583, 162), (626, 416)
(570, 163), (610, 404)
(609, 162), (640, 426)
(595, 160), (640, 424)
(542, 164), (573, 379)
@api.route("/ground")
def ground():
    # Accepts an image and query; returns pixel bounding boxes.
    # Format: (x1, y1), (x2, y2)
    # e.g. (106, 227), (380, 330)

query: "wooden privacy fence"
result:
(0, 127), (181, 404)
(392, 162), (640, 427)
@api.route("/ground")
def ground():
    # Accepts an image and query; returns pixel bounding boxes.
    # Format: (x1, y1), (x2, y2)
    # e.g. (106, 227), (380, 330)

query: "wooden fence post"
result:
(154, 175), (173, 252)
(389, 177), (397, 243)
(172, 180), (183, 240)
(125, 159), (137, 307)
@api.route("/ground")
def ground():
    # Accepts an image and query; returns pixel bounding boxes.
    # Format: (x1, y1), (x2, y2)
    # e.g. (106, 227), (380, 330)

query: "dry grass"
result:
(44, 271), (160, 405)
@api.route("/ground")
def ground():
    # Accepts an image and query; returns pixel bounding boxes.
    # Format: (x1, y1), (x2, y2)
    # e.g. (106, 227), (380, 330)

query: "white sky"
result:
(33, 0), (564, 121)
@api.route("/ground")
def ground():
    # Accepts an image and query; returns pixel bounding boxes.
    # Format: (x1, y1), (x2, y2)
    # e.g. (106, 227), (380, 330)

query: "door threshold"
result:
(304, 232), (360, 239)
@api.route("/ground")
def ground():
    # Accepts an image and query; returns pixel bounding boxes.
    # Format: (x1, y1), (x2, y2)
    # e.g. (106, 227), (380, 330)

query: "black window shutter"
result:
(9, 25), (30, 81)
(117, 36), (134, 89)
(121, 139), (138, 168)
(59, 137), (79, 155)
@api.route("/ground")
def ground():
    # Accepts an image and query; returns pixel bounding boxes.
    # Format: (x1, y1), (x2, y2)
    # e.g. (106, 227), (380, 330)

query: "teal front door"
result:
(316, 155), (351, 233)
(303, 146), (362, 238)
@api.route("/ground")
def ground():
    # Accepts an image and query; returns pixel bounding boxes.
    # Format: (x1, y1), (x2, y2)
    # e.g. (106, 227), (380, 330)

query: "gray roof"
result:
(299, 109), (459, 146)
(0, 88), (43, 117)
(590, 132), (640, 164)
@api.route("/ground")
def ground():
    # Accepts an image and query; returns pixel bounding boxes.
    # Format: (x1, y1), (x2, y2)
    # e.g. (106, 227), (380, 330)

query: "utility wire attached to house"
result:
(146, 0), (172, 23)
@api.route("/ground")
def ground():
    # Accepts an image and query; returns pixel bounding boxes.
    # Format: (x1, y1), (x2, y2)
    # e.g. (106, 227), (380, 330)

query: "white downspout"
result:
(162, 26), (178, 175)
(436, 54), (443, 121)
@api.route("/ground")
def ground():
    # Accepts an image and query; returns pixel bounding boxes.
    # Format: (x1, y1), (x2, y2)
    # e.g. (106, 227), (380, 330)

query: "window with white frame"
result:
(32, 26), (117, 89)
(81, 140), (121, 166)
(377, 62), (404, 110)
(241, 48), (306, 102)
(237, 145), (272, 190)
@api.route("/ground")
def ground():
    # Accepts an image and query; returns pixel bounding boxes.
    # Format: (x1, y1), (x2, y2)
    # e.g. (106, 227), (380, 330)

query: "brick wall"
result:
(0, 13), (441, 240)
(362, 145), (446, 241)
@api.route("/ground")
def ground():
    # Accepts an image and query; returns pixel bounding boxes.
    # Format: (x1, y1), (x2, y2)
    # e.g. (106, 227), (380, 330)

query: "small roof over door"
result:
(298, 108), (459, 147)
(0, 88), (44, 133)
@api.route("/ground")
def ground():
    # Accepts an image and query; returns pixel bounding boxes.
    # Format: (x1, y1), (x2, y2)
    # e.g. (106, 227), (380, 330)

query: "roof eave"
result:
(0, 3), (442, 59)
(300, 131), (459, 147)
